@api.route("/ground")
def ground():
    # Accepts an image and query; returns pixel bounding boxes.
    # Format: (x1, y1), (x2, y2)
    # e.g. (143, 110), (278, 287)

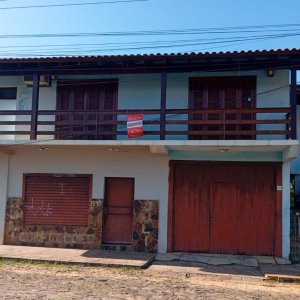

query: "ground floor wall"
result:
(4, 197), (159, 252)
(5, 197), (103, 249)
(1, 149), (168, 252)
(0, 147), (293, 257)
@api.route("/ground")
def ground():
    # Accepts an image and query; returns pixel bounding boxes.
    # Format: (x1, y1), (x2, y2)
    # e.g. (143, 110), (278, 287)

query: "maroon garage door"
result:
(169, 162), (282, 256)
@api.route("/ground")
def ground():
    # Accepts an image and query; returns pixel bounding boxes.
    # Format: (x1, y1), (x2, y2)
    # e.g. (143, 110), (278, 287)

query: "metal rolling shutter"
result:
(23, 174), (91, 226)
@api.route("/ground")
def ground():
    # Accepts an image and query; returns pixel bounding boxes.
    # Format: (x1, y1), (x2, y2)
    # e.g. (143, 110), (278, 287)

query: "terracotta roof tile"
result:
(0, 48), (299, 63)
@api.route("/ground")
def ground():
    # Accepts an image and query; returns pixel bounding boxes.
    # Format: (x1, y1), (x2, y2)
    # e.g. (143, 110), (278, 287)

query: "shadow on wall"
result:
(290, 209), (300, 262)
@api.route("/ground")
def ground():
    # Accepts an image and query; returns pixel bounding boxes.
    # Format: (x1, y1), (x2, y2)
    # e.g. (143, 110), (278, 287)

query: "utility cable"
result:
(0, 0), (149, 10)
(1, 23), (300, 39)
(1, 32), (299, 57)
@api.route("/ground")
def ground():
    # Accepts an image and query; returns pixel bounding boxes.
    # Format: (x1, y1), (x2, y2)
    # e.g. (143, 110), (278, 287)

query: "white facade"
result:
(0, 69), (298, 258)
(0, 140), (298, 256)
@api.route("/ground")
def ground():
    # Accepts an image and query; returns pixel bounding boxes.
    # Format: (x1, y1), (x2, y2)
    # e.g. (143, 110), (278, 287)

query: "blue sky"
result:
(0, 0), (299, 57)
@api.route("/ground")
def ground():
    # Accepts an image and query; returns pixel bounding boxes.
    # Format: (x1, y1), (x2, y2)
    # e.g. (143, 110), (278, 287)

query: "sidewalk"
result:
(0, 245), (300, 281)
(152, 252), (300, 281)
(0, 245), (155, 268)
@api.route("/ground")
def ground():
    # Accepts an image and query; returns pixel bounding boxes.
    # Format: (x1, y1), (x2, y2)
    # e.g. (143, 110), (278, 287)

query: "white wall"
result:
(256, 70), (290, 140)
(0, 77), (22, 140)
(282, 161), (291, 259)
(291, 106), (300, 174)
(15, 81), (57, 140)
(0, 154), (9, 244)
(7, 148), (169, 253)
(0, 76), (57, 140)
(0, 100), (16, 140)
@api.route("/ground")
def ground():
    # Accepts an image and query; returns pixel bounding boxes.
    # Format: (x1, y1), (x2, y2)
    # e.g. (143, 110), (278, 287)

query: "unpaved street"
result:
(0, 260), (300, 299)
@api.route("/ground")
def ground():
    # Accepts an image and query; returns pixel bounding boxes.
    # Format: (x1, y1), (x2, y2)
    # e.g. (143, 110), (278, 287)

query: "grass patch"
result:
(115, 266), (140, 272)
(0, 258), (141, 272)
(0, 258), (85, 269)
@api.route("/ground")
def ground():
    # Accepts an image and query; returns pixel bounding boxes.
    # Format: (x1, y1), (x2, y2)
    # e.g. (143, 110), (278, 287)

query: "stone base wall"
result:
(4, 197), (159, 252)
(132, 200), (159, 253)
(4, 198), (103, 250)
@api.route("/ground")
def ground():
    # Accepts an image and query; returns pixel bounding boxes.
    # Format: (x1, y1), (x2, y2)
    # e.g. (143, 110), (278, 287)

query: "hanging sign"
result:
(127, 113), (144, 138)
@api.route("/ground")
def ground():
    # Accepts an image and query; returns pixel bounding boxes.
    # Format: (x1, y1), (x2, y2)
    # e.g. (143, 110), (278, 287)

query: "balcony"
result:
(0, 107), (292, 140)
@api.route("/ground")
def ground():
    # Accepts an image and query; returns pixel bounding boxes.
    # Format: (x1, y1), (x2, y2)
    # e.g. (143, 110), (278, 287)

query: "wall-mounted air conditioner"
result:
(23, 75), (52, 87)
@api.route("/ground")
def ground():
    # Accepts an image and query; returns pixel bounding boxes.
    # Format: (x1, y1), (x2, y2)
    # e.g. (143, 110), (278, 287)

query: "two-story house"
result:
(0, 49), (299, 259)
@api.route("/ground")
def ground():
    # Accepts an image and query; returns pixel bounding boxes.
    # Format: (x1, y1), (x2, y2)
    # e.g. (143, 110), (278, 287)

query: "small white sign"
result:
(277, 186), (283, 191)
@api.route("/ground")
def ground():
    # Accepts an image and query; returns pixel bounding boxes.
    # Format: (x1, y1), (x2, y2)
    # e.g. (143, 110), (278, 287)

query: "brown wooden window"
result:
(189, 76), (256, 140)
(56, 79), (118, 140)
(23, 174), (92, 226)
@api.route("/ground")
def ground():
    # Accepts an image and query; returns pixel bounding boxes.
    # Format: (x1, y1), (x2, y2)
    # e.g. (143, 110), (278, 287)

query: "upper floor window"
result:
(56, 79), (118, 140)
(189, 76), (256, 140)
(0, 87), (17, 100)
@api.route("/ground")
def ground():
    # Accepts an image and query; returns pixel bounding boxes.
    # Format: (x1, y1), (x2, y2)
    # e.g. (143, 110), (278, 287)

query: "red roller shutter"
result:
(23, 174), (91, 226)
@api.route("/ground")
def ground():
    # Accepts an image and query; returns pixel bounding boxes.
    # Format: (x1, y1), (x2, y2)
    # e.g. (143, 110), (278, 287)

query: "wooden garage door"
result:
(23, 174), (91, 226)
(169, 162), (281, 256)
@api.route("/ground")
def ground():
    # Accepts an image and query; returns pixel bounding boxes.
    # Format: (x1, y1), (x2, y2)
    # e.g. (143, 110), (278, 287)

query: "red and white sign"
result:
(127, 114), (144, 138)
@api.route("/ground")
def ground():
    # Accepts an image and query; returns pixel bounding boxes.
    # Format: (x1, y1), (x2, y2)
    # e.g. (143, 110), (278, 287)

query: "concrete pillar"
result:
(0, 154), (9, 244)
(282, 161), (291, 258)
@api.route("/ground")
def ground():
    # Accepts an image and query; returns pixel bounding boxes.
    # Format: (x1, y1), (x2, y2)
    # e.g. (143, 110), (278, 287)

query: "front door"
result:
(102, 177), (134, 244)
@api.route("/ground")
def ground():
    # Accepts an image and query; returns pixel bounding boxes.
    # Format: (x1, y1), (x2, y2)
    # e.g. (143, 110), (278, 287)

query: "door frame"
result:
(167, 160), (282, 256)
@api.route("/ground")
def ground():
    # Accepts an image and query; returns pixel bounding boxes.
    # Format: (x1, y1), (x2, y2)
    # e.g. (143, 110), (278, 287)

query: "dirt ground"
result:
(0, 260), (300, 299)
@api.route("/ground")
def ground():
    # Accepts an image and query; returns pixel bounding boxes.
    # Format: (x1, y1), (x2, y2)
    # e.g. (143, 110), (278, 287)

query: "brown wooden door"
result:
(56, 80), (118, 140)
(238, 183), (276, 255)
(189, 77), (256, 140)
(210, 183), (238, 254)
(102, 177), (134, 244)
(173, 164), (209, 252)
(170, 162), (279, 255)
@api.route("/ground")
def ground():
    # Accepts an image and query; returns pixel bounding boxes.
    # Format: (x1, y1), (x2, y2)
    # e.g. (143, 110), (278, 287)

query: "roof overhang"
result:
(0, 49), (299, 75)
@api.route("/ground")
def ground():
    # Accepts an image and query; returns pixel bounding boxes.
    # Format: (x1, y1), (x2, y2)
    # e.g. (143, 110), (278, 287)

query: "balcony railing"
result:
(0, 107), (292, 140)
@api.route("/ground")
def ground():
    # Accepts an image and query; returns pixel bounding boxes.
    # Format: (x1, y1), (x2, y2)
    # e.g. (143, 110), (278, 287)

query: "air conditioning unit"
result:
(23, 75), (52, 87)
